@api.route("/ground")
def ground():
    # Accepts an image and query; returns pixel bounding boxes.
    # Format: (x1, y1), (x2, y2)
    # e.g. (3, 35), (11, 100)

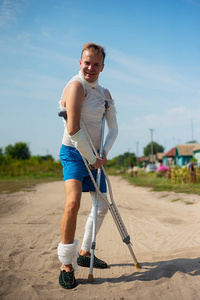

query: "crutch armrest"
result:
(58, 110), (67, 120)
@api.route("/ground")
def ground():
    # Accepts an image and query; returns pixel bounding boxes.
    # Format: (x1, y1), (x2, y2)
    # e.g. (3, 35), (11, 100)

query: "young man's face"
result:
(79, 50), (104, 83)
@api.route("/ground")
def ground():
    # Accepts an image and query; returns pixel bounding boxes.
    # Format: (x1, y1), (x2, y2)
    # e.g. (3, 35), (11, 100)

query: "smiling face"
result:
(79, 49), (104, 83)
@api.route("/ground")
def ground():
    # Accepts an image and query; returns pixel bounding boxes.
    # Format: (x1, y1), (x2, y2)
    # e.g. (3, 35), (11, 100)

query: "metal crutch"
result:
(80, 116), (141, 274)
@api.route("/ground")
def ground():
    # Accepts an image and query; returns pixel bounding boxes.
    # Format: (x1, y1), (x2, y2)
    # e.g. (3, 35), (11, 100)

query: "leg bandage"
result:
(57, 239), (79, 269)
(81, 192), (108, 252)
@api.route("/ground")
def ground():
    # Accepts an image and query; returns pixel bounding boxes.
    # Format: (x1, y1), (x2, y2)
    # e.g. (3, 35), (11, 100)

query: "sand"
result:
(0, 176), (200, 300)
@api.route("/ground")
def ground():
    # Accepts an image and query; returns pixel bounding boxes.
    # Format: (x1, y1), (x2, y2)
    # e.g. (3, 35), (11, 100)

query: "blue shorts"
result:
(59, 145), (107, 193)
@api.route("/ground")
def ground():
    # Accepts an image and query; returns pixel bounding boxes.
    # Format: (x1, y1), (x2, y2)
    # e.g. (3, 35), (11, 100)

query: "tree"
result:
(5, 142), (31, 160)
(143, 142), (164, 156)
(115, 152), (136, 168)
(0, 148), (4, 163)
(187, 140), (198, 144)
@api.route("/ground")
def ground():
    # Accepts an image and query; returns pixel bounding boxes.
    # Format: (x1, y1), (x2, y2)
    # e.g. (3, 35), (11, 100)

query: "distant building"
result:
(176, 144), (200, 166)
(156, 152), (165, 164)
(139, 144), (200, 168)
(139, 156), (149, 166)
(162, 147), (176, 166)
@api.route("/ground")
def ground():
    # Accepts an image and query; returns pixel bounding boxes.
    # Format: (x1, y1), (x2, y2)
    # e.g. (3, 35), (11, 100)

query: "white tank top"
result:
(59, 71), (117, 152)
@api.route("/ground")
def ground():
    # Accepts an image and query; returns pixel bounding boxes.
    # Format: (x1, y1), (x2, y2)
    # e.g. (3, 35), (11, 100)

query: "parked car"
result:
(145, 163), (157, 172)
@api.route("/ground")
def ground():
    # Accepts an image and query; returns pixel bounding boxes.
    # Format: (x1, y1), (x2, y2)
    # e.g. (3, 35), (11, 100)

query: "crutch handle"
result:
(105, 100), (108, 111)
(89, 164), (95, 170)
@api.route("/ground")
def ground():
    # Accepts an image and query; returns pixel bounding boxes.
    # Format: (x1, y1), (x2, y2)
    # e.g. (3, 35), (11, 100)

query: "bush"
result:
(5, 142), (31, 160)
(0, 154), (62, 177)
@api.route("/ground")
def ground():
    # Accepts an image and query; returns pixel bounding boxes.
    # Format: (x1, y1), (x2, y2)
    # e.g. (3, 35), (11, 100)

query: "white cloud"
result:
(105, 48), (200, 99)
(112, 103), (200, 156)
(167, 106), (187, 114)
(0, 0), (26, 28)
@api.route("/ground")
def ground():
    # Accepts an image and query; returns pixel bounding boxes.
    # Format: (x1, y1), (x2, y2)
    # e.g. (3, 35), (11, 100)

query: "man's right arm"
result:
(61, 81), (84, 136)
(61, 82), (105, 168)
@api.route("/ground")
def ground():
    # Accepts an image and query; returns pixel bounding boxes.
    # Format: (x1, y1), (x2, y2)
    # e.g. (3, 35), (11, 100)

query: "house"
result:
(139, 156), (149, 166)
(156, 152), (165, 164)
(162, 147), (176, 167)
(139, 153), (164, 166)
(176, 144), (200, 166)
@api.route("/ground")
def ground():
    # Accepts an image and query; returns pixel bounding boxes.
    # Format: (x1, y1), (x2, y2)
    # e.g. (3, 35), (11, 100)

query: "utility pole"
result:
(136, 142), (139, 164)
(150, 129), (154, 163)
(191, 119), (194, 141)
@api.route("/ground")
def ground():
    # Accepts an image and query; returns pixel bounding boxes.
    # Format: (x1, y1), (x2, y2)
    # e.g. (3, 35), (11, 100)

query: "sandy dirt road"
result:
(0, 176), (200, 300)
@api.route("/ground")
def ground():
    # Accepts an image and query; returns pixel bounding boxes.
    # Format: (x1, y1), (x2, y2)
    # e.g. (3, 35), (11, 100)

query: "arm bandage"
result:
(70, 129), (96, 165)
(103, 111), (118, 155)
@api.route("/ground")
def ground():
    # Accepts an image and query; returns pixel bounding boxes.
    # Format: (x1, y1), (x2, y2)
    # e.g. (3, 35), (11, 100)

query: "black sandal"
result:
(59, 267), (76, 289)
(77, 254), (107, 269)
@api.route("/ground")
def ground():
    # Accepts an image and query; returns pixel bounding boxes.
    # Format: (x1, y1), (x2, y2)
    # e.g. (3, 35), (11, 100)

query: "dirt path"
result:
(0, 176), (200, 300)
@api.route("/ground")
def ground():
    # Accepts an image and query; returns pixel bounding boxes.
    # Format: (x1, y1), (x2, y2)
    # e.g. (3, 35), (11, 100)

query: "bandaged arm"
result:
(103, 108), (118, 155)
(70, 129), (97, 165)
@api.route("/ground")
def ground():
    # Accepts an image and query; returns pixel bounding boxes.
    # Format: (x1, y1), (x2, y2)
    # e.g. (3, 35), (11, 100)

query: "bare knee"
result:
(63, 179), (82, 216)
(64, 198), (80, 216)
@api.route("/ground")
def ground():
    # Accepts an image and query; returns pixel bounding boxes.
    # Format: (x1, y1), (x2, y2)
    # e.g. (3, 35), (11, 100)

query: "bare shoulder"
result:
(61, 81), (85, 107)
(65, 80), (84, 95)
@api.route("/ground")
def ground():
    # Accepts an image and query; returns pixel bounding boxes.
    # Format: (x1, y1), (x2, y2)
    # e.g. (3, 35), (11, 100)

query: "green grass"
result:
(171, 198), (182, 202)
(0, 157), (63, 193)
(121, 170), (200, 196)
(2, 165), (200, 196)
(0, 175), (62, 194)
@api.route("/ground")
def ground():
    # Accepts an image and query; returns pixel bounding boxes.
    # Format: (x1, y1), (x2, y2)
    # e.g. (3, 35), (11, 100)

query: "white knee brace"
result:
(92, 192), (109, 220)
(81, 192), (108, 252)
(57, 239), (79, 269)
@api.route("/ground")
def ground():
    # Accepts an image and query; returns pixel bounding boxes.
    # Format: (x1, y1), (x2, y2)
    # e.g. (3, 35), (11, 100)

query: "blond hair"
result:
(81, 43), (106, 63)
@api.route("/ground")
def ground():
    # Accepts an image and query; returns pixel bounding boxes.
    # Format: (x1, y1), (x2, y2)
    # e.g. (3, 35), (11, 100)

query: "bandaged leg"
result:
(81, 192), (108, 252)
(57, 239), (79, 269)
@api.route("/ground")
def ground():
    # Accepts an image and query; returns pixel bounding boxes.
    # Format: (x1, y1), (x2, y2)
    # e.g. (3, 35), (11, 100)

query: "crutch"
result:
(80, 115), (141, 278)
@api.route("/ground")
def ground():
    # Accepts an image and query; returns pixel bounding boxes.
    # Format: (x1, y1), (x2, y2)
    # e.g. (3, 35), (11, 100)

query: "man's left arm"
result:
(103, 89), (118, 157)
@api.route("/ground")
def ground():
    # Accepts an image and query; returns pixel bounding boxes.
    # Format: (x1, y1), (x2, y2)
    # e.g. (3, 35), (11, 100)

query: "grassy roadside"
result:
(122, 171), (200, 196)
(1, 169), (200, 196)
(0, 175), (62, 194)
(0, 157), (63, 194)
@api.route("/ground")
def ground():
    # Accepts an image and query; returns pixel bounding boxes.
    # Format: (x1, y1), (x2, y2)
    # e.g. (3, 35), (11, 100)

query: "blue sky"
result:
(0, 0), (200, 160)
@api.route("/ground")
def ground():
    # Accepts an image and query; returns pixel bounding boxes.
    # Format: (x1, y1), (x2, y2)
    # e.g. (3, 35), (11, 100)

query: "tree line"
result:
(0, 141), (164, 162)
(0, 141), (165, 176)
(0, 142), (54, 162)
(106, 142), (164, 170)
(0, 142), (60, 177)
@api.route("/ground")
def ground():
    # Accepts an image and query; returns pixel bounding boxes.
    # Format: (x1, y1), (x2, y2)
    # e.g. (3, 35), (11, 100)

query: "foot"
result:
(59, 267), (76, 289)
(77, 254), (107, 269)
(79, 250), (90, 257)
(61, 264), (73, 272)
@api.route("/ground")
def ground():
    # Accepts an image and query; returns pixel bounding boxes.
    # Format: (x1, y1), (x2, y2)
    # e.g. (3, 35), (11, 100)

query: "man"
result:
(58, 43), (118, 289)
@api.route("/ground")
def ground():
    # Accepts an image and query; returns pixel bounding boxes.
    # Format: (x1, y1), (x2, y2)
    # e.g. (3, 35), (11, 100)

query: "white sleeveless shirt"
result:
(59, 71), (118, 155)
